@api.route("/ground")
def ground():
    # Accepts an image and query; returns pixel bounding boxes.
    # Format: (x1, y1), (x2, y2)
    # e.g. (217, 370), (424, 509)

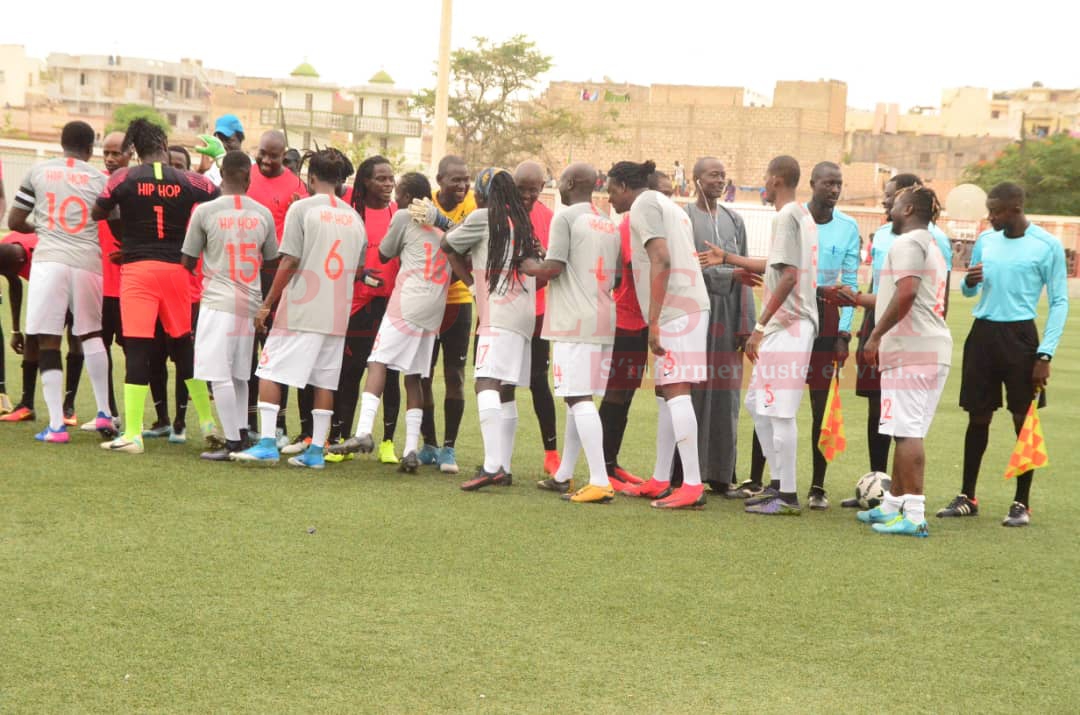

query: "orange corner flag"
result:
(818, 371), (846, 463)
(1004, 396), (1049, 480)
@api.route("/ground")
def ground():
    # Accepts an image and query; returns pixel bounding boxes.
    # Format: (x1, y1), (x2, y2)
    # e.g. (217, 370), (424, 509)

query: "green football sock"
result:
(184, 379), (215, 429)
(123, 383), (149, 441)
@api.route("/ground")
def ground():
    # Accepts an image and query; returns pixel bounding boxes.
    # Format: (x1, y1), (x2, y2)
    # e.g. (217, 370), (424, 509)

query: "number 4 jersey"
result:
(14, 157), (108, 274)
(277, 194), (366, 336)
(379, 209), (449, 332)
(181, 194), (279, 318)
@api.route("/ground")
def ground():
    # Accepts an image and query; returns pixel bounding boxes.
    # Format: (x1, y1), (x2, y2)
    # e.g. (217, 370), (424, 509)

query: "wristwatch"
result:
(1036, 353), (1052, 362)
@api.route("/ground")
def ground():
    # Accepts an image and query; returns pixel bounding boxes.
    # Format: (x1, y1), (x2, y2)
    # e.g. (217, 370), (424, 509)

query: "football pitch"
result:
(1, 294), (1077, 713)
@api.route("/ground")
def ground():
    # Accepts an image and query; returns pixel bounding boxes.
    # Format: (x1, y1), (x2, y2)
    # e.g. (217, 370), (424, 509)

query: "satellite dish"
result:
(945, 183), (988, 221)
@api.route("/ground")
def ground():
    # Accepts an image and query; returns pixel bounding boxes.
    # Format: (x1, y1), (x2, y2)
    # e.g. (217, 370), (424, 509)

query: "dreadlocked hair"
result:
(897, 184), (942, 224)
(350, 155), (391, 220)
(482, 170), (539, 295)
(301, 147), (354, 186)
(123, 118), (168, 160)
(608, 160), (657, 190)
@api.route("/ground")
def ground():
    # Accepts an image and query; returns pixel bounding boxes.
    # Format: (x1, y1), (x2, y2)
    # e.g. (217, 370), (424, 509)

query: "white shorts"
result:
(745, 320), (815, 420)
(369, 317), (437, 378)
(194, 307), (256, 382)
(553, 341), (612, 397)
(256, 328), (345, 390)
(880, 364), (950, 438)
(653, 311), (709, 387)
(25, 261), (102, 336)
(475, 326), (531, 386)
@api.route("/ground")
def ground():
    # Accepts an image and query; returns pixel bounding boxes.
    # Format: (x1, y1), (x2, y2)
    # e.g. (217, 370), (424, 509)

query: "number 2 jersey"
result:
(181, 194), (279, 318)
(277, 194), (366, 336)
(96, 162), (220, 264)
(14, 157), (108, 274)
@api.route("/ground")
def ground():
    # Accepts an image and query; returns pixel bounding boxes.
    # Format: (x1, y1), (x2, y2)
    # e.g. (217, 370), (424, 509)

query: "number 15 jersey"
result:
(181, 194), (279, 318)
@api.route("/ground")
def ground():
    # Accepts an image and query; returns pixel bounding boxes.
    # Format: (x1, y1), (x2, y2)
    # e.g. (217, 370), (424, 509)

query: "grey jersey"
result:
(446, 208), (536, 339)
(542, 202), (620, 345)
(14, 157), (107, 274)
(763, 201), (819, 336)
(628, 190), (709, 326)
(877, 228), (952, 369)
(182, 194), (278, 318)
(380, 210), (449, 332)
(277, 194), (366, 336)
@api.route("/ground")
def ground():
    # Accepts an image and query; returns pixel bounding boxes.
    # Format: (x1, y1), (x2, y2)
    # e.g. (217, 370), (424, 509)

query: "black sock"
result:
(1014, 471), (1033, 507)
(809, 389), (828, 491)
(779, 491), (799, 505)
(866, 393), (891, 473)
(276, 387), (289, 432)
(63, 351), (83, 412)
(443, 397), (464, 448)
(750, 431), (766, 485)
(769, 479), (780, 491)
(420, 404), (437, 447)
(670, 450), (683, 487)
(531, 382), (557, 451)
(21, 360), (38, 409)
(599, 401), (624, 476)
(383, 370), (400, 442)
(298, 386), (314, 439)
(962, 421), (990, 499)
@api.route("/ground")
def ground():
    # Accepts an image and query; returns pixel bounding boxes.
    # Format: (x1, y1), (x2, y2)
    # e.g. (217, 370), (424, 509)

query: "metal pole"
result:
(430, 0), (452, 177)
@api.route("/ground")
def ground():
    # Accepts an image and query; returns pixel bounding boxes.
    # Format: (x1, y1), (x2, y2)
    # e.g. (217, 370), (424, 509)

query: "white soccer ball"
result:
(854, 472), (892, 509)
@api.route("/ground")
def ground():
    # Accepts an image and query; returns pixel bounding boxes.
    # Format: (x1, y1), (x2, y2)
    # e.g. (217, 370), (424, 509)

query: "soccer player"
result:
(181, 151), (278, 460)
(416, 155), (475, 474)
(850, 185), (952, 537)
(428, 168), (540, 490)
(701, 156), (818, 515)
(937, 183), (1067, 527)
(195, 114), (245, 186)
(523, 163), (620, 503)
(514, 160), (560, 476)
(329, 173), (448, 471)
(232, 148), (366, 469)
(0, 232), (35, 420)
(6, 121), (117, 443)
(328, 155), (402, 465)
(607, 160), (711, 510)
(92, 119), (222, 454)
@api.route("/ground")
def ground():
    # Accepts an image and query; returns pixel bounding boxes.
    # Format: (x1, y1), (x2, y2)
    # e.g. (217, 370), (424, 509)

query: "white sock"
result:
(554, 405), (579, 483)
(311, 408), (332, 448)
(570, 400), (609, 487)
(211, 380), (240, 441)
(404, 408), (423, 455)
(356, 391), (380, 437)
(903, 494), (926, 523)
(42, 368), (64, 430)
(232, 378), (249, 435)
(882, 491), (902, 514)
(81, 337), (112, 416)
(771, 416), (798, 494)
(258, 401), (279, 440)
(652, 395), (675, 483)
(500, 399), (518, 473)
(477, 389), (503, 473)
(667, 394), (701, 487)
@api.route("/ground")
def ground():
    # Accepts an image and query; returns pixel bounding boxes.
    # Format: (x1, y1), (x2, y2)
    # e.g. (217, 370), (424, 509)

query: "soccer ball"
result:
(854, 472), (892, 509)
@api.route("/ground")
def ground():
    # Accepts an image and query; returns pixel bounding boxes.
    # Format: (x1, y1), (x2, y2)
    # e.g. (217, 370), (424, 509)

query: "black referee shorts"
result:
(959, 318), (1046, 415)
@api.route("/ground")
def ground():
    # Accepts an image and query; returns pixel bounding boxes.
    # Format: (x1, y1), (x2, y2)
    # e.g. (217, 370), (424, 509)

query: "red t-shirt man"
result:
(530, 200), (554, 316)
(351, 203), (399, 315)
(248, 167), (308, 242)
(615, 215), (646, 331)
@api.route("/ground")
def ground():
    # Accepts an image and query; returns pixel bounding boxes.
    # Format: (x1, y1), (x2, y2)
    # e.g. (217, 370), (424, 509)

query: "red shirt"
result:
(98, 220), (122, 297)
(1, 232), (37, 280)
(615, 215), (646, 331)
(530, 201), (553, 315)
(351, 202), (399, 314)
(248, 168), (308, 242)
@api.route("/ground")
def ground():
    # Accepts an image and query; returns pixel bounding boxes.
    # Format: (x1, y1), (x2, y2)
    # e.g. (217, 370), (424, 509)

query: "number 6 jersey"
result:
(379, 209), (449, 332)
(181, 194), (279, 318)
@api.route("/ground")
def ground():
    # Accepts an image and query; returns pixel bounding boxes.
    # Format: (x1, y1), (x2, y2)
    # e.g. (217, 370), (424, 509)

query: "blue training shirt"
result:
(809, 206), (861, 333)
(961, 223), (1069, 357)
(870, 222), (953, 292)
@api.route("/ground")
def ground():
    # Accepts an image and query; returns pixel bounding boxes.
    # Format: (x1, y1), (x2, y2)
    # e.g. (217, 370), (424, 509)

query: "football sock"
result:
(258, 401), (279, 441)
(311, 408), (332, 449)
(184, 379), (214, 429)
(122, 383), (149, 441)
(233, 379), (249, 436)
(40, 349), (64, 430)
(598, 400), (624, 477)
(866, 395), (891, 473)
(809, 388), (828, 490)
(882, 491), (902, 515)
(1013, 472), (1033, 508)
(356, 391), (380, 437)
(652, 395), (675, 484)
(211, 380), (240, 441)
(667, 395), (702, 487)
(298, 386), (314, 438)
(961, 421), (989, 499)
(903, 494), (926, 523)
(531, 371), (557, 451)
(63, 349), (83, 412)
(500, 399), (519, 474)
(554, 405), (580, 484)
(444, 397), (465, 448)
(750, 431), (766, 485)
(382, 370), (401, 442)
(570, 401), (608, 487)
(477, 390), (502, 474)
(404, 408), (423, 455)
(81, 337), (113, 416)
(420, 403), (438, 447)
(750, 412), (776, 478)
(21, 360), (38, 409)
(772, 416), (799, 495)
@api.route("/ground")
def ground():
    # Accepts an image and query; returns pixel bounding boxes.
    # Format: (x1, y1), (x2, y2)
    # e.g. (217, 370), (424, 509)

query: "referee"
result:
(937, 183), (1069, 527)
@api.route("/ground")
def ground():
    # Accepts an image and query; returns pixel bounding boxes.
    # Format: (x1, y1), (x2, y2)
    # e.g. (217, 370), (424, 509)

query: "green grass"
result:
(1, 294), (1078, 713)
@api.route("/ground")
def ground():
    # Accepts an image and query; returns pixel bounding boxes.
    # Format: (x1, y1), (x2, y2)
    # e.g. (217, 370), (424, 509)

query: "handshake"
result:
(820, 285), (861, 307)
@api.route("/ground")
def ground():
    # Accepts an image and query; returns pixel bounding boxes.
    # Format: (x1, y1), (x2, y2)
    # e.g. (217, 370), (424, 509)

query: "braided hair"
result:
(350, 154), (392, 221)
(301, 147), (354, 187)
(123, 118), (168, 160)
(608, 160), (656, 190)
(476, 168), (539, 295)
(896, 184), (942, 224)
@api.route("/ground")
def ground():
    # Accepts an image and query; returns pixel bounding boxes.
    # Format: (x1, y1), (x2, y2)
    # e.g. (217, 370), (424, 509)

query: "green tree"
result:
(106, 104), (170, 135)
(414, 35), (615, 168)
(963, 133), (1080, 216)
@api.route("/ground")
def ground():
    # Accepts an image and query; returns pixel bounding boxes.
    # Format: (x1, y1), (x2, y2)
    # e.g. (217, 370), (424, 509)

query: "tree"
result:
(106, 104), (170, 135)
(963, 134), (1080, 216)
(414, 35), (615, 169)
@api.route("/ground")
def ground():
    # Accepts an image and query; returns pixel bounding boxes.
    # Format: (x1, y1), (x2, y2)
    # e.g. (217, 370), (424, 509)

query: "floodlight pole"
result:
(431, 0), (452, 177)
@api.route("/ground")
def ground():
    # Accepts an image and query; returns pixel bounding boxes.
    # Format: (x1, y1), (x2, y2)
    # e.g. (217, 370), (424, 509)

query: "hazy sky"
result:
(4, 1), (1073, 111)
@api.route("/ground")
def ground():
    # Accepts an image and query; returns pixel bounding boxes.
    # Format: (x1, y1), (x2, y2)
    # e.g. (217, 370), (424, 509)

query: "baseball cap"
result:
(213, 114), (244, 138)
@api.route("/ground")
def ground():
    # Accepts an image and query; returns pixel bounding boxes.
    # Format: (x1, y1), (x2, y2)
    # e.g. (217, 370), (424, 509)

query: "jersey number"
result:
(593, 256), (608, 283)
(882, 398), (893, 420)
(153, 205), (165, 239)
(324, 239), (344, 279)
(226, 242), (259, 284)
(423, 243), (449, 285)
(45, 192), (89, 234)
